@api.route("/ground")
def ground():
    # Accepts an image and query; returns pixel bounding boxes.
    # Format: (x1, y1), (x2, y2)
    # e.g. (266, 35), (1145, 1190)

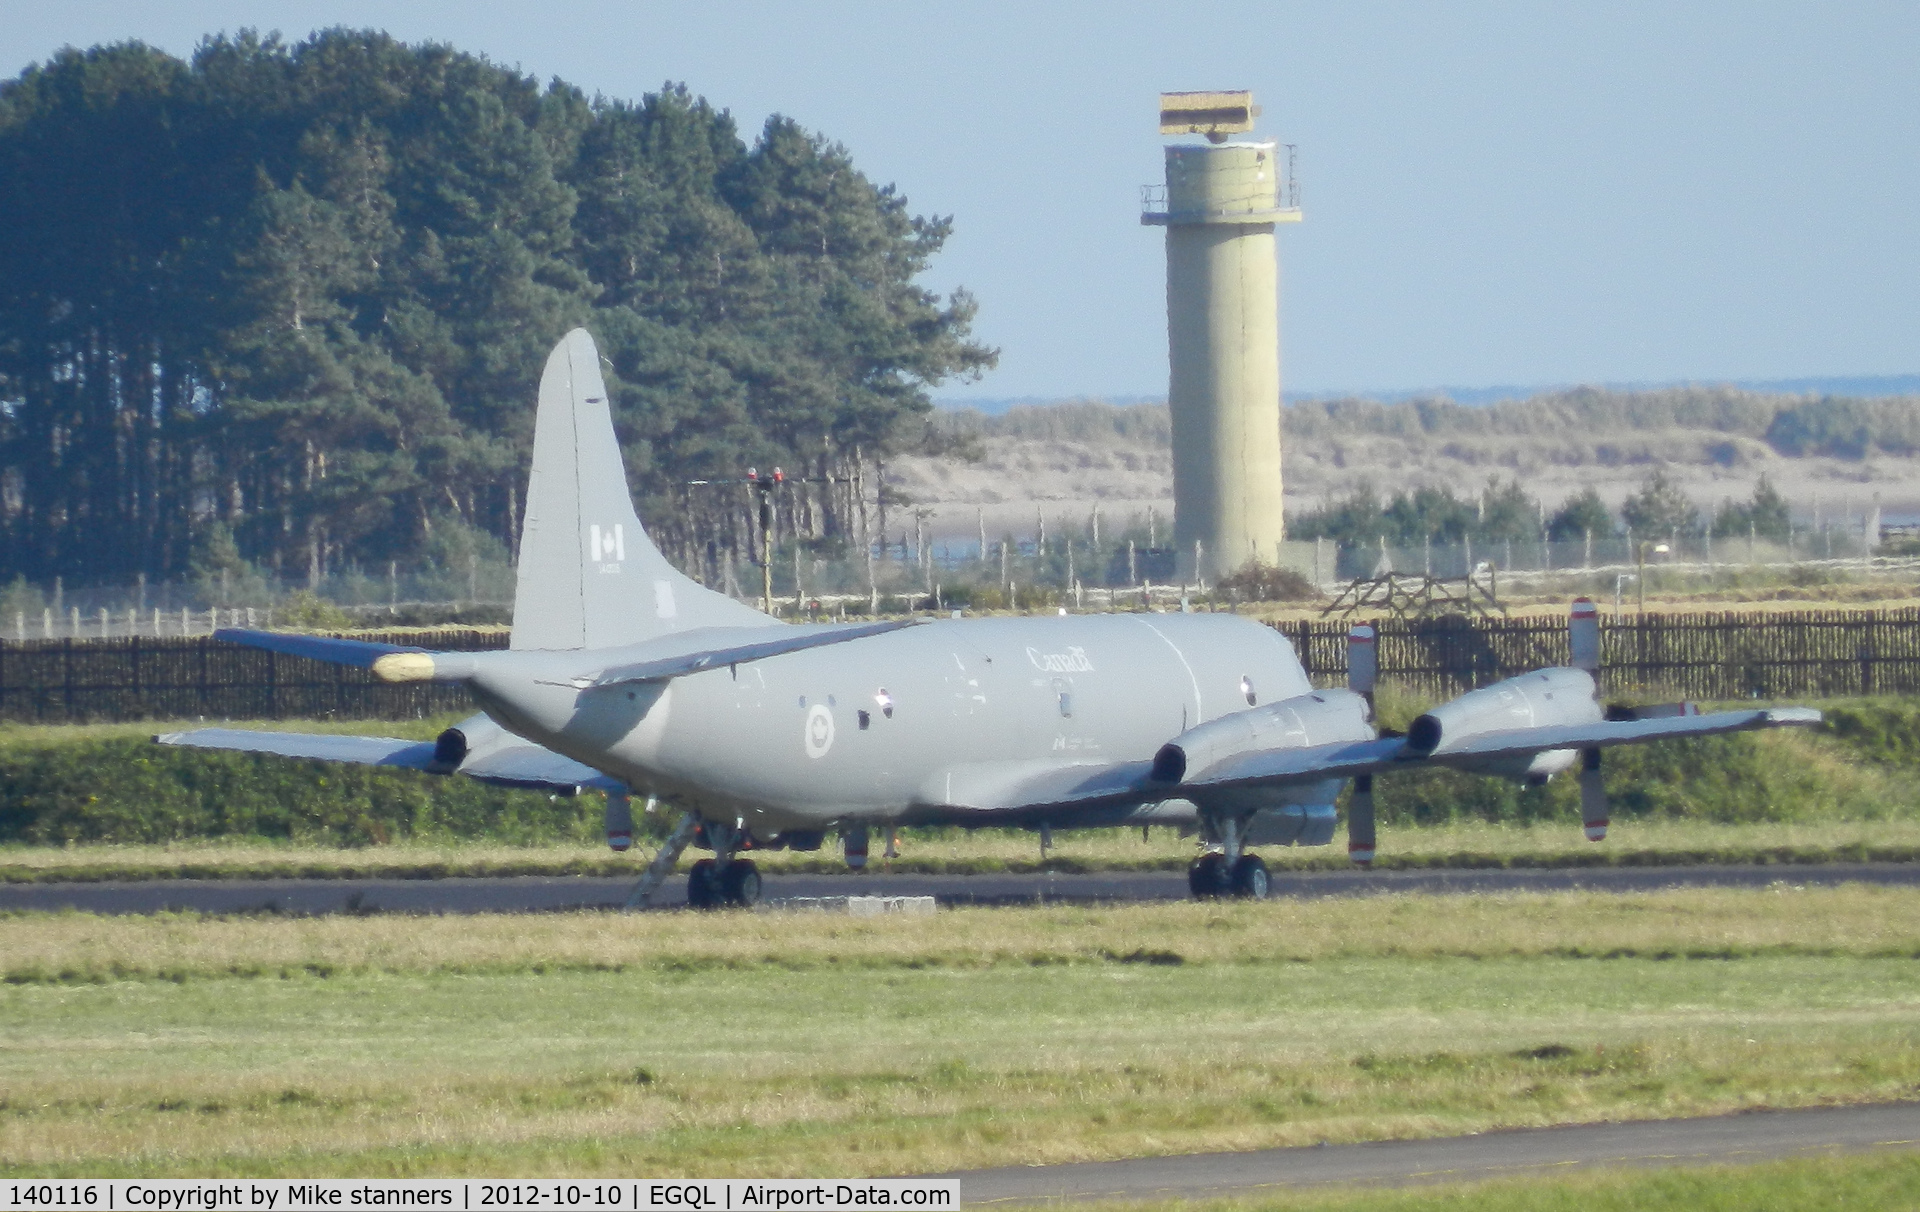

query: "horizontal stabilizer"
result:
(553, 619), (921, 688)
(156, 728), (437, 767)
(213, 629), (424, 669)
(156, 726), (618, 795)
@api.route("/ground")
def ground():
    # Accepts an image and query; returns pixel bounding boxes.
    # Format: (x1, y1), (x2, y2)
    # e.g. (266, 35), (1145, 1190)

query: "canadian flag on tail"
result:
(590, 524), (626, 563)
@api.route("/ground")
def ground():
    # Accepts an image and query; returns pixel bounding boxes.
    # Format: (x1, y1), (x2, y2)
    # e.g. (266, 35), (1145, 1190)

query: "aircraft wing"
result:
(1411, 706), (1822, 767)
(1191, 708), (1818, 789)
(1185, 737), (1409, 789)
(457, 743), (624, 793)
(915, 706), (1820, 820)
(916, 758), (1160, 815)
(154, 728), (620, 795)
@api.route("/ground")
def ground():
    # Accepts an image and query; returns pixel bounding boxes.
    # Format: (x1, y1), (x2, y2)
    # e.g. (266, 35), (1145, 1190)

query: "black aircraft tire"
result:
(1188, 853), (1229, 900)
(723, 861), (763, 907)
(1230, 854), (1271, 900)
(687, 858), (719, 909)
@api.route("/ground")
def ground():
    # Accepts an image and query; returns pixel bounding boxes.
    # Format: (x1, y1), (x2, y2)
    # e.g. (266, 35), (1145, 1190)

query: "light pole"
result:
(1635, 541), (1669, 615)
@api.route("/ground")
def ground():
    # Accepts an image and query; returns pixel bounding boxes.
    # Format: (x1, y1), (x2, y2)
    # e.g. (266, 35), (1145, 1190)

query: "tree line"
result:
(0, 30), (993, 590)
(1286, 472), (1795, 549)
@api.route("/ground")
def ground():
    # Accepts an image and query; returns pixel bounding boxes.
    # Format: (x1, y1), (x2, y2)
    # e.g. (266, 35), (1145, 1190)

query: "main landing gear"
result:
(687, 857), (761, 908)
(686, 818), (761, 909)
(1188, 816), (1270, 900)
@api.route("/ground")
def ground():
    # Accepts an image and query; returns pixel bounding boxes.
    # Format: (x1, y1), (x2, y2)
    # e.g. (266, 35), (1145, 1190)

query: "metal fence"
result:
(1275, 608), (1920, 701)
(0, 630), (507, 723)
(0, 609), (1911, 723)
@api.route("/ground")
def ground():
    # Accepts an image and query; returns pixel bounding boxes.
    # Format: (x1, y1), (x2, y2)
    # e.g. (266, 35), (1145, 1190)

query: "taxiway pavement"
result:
(2, 861), (1916, 914)
(939, 1101), (1920, 1202)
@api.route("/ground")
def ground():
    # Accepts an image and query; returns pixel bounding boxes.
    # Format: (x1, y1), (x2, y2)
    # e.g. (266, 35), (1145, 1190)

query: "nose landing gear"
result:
(1188, 853), (1269, 900)
(687, 818), (762, 909)
(687, 857), (762, 908)
(1188, 816), (1270, 900)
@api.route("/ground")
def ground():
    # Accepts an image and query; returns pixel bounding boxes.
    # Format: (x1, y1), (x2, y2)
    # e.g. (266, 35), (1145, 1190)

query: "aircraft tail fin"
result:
(511, 329), (770, 650)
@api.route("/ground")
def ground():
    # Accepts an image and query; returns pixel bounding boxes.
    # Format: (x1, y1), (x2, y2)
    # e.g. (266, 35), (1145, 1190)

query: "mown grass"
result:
(1102, 1151), (1920, 1211)
(8, 817), (1920, 884)
(1, 952), (1914, 1175)
(1, 888), (1918, 1175)
(2, 885), (1917, 982)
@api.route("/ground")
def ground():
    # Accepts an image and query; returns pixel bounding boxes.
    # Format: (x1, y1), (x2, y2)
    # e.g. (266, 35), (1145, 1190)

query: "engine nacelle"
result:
(1153, 689), (1375, 785)
(1405, 667), (1601, 781)
(427, 713), (515, 775)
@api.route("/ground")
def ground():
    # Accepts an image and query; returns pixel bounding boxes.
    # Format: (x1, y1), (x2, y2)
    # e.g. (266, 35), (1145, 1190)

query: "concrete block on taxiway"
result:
(762, 895), (937, 916)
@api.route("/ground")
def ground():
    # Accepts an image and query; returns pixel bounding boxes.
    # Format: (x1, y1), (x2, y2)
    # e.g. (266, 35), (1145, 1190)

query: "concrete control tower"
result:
(1143, 91), (1299, 582)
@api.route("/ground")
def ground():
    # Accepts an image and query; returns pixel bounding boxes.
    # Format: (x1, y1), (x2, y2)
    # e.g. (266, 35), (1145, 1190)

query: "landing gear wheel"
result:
(1188, 853), (1230, 900)
(1229, 854), (1270, 900)
(686, 858), (719, 909)
(720, 860), (762, 907)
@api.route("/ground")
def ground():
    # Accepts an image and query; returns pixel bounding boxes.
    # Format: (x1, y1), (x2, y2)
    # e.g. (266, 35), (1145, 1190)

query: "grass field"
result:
(3, 886), (1918, 1177)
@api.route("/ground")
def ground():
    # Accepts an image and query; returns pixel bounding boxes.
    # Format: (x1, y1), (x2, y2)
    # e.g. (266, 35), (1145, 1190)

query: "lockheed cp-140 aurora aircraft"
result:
(162, 330), (1821, 907)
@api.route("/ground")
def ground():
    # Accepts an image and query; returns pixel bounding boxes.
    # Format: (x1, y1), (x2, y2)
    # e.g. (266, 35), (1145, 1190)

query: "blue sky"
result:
(5, 1), (1916, 399)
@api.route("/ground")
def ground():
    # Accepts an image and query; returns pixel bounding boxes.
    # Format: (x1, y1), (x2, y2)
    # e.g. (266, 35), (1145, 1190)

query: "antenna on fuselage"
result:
(1347, 623), (1377, 868)
(1568, 598), (1609, 843)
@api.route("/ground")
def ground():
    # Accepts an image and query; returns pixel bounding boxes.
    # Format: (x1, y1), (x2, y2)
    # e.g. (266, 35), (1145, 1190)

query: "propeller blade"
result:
(604, 789), (633, 852)
(1349, 623), (1377, 712)
(1578, 747), (1608, 841)
(1570, 597), (1601, 675)
(1348, 773), (1377, 866)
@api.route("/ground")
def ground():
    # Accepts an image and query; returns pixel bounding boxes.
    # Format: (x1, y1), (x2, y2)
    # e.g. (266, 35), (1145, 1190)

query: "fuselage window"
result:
(876, 688), (894, 719)
(1241, 676), (1256, 706)
(858, 710), (871, 730)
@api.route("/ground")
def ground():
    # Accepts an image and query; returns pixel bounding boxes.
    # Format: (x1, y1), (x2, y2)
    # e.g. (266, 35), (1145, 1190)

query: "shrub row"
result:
(0, 701), (1911, 846)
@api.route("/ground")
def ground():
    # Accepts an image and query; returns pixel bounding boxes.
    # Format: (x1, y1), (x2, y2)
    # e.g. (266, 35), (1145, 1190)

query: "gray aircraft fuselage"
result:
(468, 612), (1320, 835)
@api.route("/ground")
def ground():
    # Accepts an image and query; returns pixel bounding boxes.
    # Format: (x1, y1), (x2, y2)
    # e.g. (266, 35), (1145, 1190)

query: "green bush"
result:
(0, 697), (1913, 847)
(0, 739), (599, 846)
(1365, 696), (1920, 828)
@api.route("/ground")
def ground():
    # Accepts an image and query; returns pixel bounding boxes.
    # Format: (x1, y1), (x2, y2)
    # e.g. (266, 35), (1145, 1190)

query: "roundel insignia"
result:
(804, 703), (835, 759)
